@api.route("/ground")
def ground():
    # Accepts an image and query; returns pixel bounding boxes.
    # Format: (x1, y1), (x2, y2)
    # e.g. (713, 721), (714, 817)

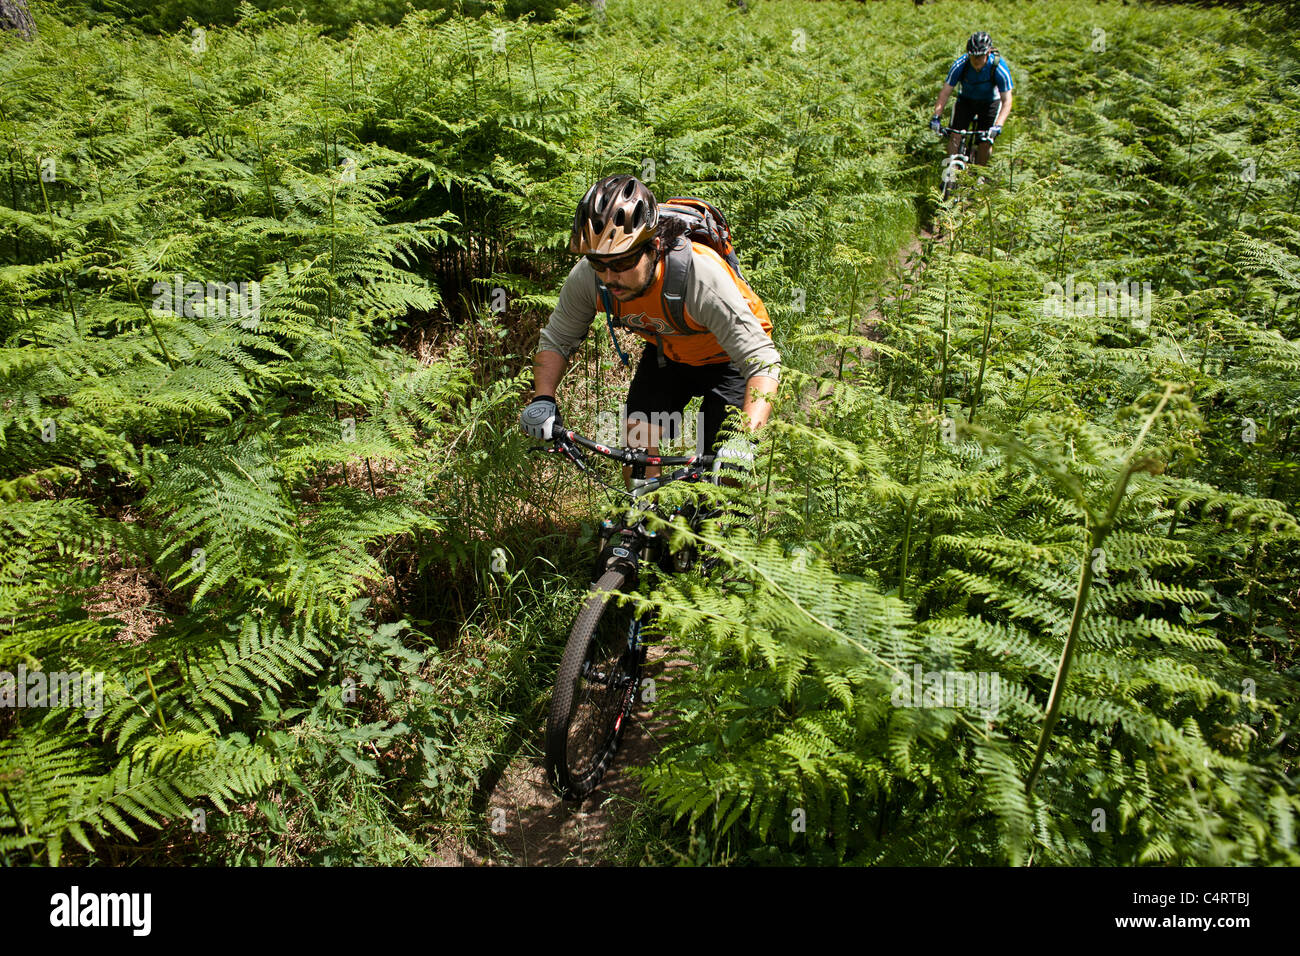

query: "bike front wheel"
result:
(545, 569), (644, 801)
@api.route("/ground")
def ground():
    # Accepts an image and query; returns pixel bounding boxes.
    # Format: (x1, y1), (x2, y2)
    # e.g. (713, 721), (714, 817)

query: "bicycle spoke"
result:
(546, 572), (643, 798)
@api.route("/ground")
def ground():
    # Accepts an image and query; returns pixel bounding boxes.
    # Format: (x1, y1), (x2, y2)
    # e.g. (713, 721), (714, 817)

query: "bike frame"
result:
(536, 428), (717, 584)
(938, 125), (994, 194)
(538, 429), (738, 799)
(536, 429), (719, 703)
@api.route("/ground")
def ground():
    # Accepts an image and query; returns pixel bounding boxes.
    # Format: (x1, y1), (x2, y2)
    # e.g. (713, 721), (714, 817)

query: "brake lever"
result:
(542, 437), (589, 471)
(566, 447), (590, 471)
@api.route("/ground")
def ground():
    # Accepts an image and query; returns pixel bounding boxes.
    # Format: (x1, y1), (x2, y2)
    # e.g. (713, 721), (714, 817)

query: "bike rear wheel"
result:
(545, 569), (644, 801)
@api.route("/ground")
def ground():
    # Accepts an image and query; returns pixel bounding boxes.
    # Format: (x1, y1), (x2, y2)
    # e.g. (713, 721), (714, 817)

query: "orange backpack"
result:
(597, 197), (752, 366)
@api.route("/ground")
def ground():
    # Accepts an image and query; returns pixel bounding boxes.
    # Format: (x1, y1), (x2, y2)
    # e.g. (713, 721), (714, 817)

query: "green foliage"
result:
(53, 0), (580, 37)
(2, 0), (1297, 867)
(615, 0), (1300, 866)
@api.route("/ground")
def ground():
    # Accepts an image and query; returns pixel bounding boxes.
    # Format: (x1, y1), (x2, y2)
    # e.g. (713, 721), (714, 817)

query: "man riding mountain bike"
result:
(520, 174), (780, 482)
(930, 31), (1014, 168)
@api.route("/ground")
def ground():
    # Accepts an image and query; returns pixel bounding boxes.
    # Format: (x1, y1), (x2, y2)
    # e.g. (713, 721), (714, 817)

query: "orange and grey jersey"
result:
(538, 242), (781, 381)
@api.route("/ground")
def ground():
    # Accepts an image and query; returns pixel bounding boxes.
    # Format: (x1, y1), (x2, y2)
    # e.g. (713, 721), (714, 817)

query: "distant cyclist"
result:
(929, 31), (1014, 167)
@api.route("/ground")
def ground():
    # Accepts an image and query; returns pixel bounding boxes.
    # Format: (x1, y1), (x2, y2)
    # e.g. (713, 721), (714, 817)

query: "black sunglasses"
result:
(585, 245), (648, 274)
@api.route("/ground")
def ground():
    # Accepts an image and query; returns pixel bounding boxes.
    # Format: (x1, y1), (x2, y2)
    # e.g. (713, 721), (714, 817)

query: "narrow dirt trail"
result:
(875, 230), (930, 326)
(477, 643), (686, 865)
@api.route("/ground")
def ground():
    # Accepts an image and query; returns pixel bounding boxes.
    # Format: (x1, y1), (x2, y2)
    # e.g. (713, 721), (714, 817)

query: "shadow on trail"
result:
(482, 644), (685, 866)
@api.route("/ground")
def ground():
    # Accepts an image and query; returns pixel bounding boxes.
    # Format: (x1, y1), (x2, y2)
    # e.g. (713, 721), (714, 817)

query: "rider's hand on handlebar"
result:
(713, 435), (756, 480)
(929, 115), (942, 134)
(521, 396), (563, 441)
(989, 124), (1002, 140)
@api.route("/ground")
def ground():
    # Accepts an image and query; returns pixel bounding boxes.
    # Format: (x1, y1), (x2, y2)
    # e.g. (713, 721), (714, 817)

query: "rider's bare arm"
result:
(743, 374), (778, 432)
(933, 83), (954, 117)
(533, 348), (567, 399)
(532, 258), (606, 401)
(995, 90), (1013, 127)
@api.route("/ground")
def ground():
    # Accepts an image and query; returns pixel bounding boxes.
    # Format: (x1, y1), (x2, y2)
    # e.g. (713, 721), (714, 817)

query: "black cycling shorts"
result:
(952, 97), (1000, 132)
(623, 344), (747, 454)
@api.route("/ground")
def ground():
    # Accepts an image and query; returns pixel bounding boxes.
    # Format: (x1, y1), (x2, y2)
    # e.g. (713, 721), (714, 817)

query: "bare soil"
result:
(467, 641), (687, 866)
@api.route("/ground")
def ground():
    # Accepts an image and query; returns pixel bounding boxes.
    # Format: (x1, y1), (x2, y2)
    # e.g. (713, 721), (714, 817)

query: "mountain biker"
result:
(520, 174), (780, 483)
(929, 31), (1014, 167)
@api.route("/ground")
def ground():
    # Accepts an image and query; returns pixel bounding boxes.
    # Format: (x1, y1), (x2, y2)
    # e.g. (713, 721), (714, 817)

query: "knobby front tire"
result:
(545, 569), (643, 801)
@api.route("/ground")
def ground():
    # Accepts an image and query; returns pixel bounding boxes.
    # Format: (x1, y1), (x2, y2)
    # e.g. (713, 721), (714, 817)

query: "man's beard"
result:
(610, 259), (658, 297)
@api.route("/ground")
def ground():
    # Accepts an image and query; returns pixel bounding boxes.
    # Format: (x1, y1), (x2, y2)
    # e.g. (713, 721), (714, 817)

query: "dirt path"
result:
(876, 230), (930, 324)
(465, 642), (684, 866)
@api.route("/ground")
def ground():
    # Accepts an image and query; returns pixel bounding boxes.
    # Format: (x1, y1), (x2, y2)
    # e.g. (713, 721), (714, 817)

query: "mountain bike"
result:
(938, 125), (995, 201)
(533, 428), (718, 801)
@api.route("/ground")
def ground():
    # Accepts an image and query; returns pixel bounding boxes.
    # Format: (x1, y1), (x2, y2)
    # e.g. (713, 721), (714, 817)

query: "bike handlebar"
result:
(550, 429), (715, 468)
(940, 126), (994, 142)
(532, 429), (719, 498)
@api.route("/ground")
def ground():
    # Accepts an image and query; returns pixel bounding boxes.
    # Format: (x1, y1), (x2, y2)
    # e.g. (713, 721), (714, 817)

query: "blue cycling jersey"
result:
(945, 53), (1014, 102)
